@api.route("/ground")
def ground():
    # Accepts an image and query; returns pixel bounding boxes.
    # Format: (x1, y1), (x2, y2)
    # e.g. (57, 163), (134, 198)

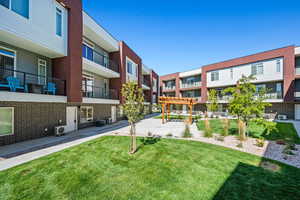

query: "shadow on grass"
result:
(213, 161), (300, 200)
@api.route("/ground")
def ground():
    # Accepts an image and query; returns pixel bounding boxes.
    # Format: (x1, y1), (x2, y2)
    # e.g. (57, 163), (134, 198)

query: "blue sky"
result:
(82, 0), (300, 75)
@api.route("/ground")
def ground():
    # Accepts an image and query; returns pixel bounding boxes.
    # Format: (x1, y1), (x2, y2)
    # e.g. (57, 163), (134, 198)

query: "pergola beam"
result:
(159, 96), (196, 124)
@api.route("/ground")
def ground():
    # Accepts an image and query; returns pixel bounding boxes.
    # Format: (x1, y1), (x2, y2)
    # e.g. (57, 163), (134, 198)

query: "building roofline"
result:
(202, 45), (295, 67)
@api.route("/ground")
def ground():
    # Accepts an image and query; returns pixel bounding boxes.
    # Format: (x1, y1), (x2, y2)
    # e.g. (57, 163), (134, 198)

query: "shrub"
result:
(221, 118), (230, 136)
(182, 124), (192, 138)
(256, 138), (265, 147)
(236, 142), (243, 148)
(204, 119), (213, 138)
(166, 133), (173, 137)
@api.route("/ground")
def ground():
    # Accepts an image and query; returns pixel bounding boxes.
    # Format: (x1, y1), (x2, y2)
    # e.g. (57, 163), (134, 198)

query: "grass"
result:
(0, 136), (300, 200)
(197, 119), (300, 144)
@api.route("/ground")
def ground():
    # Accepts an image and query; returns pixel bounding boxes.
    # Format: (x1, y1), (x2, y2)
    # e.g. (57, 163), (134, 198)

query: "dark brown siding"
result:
(0, 102), (66, 146)
(265, 103), (295, 119)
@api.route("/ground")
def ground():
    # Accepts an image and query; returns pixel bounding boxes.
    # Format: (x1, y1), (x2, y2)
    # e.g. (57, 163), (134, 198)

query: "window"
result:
(276, 83), (282, 93)
(0, 0), (29, 18)
(82, 43), (94, 61)
(0, 107), (14, 136)
(276, 59), (281, 73)
(0, 0), (9, 9)
(211, 71), (219, 81)
(56, 8), (62, 36)
(38, 59), (47, 85)
(256, 84), (266, 93)
(230, 68), (233, 79)
(82, 73), (94, 98)
(80, 106), (93, 123)
(251, 63), (264, 75)
(0, 47), (16, 79)
(126, 59), (137, 76)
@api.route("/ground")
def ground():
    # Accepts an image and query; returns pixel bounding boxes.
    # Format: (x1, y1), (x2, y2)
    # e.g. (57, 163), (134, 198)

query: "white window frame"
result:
(0, 46), (17, 77)
(126, 57), (137, 77)
(55, 7), (63, 37)
(80, 106), (93, 123)
(251, 62), (264, 75)
(0, 0), (30, 19)
(38, 59), (47, 85)
(276, 59), (281, 73)
(211, 71), (219, 81)
(0, 107), (14, 136)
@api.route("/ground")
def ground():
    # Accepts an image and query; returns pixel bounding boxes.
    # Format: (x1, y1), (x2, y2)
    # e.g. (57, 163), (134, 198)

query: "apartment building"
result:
(0, 0), (159, 146)
(161, 46), (300, 119)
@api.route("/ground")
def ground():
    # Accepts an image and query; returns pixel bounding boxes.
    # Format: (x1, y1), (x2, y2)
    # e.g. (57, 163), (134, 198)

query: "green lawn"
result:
(197, 119), (300, 144)
(0, 136), (299, 200)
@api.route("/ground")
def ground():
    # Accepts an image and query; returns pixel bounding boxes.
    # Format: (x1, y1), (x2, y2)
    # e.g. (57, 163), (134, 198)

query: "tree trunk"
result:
(129, 123), (137, 154)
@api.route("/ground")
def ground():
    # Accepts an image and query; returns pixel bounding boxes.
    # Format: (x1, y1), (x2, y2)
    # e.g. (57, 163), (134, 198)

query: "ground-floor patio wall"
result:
(265, 102), (295, 119)
(0, 101), (66, 146)
(78, 103), (120, 129)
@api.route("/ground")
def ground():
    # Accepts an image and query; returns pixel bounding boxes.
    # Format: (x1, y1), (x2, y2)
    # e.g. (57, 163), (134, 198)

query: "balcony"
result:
(82, 85), (118, 100)
(163, 85), (176, 91)
(142, 78), (151, 90)
(82, 47), (120, 78)
(0, 67), (65, 96)
(180, 81), (201, 89)
(217, 92), (283, 102)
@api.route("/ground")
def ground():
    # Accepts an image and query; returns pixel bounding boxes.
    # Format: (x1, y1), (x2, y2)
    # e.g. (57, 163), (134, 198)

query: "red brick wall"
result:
(201, 46), (295, 102)
(53, 0), (83, 103)
(117, 41), (142, 103)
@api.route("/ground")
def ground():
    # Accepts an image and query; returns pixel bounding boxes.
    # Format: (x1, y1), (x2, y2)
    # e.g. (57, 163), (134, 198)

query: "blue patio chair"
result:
(44, 82), (56, 95)
(0, 80), (12, 91)
(6, 76), (28, 92)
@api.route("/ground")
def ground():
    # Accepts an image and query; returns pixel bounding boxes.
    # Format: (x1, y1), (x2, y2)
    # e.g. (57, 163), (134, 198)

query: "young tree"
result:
(223, 75), (275, 140)
(207, 89), (218, 113)
(121, 82), (144, 154)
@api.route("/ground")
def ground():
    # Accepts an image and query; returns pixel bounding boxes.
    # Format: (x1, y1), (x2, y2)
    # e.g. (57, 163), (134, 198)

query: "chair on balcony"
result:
(0, 80), (12, 91)
(44, 82), (56, 95)
(6, 76), (28, 92)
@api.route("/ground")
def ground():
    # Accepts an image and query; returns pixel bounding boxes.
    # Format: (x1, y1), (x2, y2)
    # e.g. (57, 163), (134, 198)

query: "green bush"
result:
(182, 124), (192, 138)
(204, 119), (213, 138)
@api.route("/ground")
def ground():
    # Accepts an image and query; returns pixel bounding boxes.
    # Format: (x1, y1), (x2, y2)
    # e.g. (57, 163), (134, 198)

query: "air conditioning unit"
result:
(54, 126), (66, 136)
(277, 115), (287, 120)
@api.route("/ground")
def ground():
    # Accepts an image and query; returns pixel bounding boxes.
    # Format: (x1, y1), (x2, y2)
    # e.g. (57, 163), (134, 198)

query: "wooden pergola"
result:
(158, 96), (197, 124)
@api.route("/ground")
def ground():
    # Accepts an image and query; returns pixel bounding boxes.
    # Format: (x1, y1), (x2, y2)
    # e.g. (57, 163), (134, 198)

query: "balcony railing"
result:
(142, 78), (151, 87)
(163, 85), (176, 91)
(0, 67), (66, 95)
(217, 92), (283, 101)
(180, 81), (201, 88)
(82, 85), (118, 100)
(83, 47), (119, 73)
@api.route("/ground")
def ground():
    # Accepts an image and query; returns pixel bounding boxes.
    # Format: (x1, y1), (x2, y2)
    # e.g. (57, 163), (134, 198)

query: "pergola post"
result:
(189, 104), (193, 124)
(162, 103), (165, 124)
(167, 104), (171, 121)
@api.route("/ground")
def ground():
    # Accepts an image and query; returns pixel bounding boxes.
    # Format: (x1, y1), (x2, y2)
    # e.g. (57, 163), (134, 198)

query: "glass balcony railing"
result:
(217, 92), (283, 101)
(180, 81), (201, 88)
(82, 45), (119, 73)
(163, 85), (176, 91)
(82, 85), (118, 100)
